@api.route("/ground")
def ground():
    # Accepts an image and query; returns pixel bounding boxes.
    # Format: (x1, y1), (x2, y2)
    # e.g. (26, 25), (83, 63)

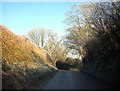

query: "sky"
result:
(2, 2), (81, 37)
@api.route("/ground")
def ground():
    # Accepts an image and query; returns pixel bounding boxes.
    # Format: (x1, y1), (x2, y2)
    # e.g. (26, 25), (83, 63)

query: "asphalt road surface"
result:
(37, 71), (116, 89)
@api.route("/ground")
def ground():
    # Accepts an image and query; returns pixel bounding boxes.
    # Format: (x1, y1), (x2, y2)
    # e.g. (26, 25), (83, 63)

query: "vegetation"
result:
(56, 57), (82, 70)
(1, 25), (57, 89)
(1, 1), (120, 89)
(64, 1), (120, 82)
(28, 28), (70, 65)
(28, 27), (46, 48)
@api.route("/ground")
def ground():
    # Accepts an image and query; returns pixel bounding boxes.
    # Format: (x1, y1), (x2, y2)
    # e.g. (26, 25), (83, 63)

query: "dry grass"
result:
(1, 25), (57, 89)
(1, 24), (54, 66)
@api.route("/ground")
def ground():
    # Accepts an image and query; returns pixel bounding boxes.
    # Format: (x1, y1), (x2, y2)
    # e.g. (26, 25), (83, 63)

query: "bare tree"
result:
(28, 27), (46, 48)
(28, 29), (70, 65)
(64, 2), (120, 79)
(64, 4), (93, 58)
